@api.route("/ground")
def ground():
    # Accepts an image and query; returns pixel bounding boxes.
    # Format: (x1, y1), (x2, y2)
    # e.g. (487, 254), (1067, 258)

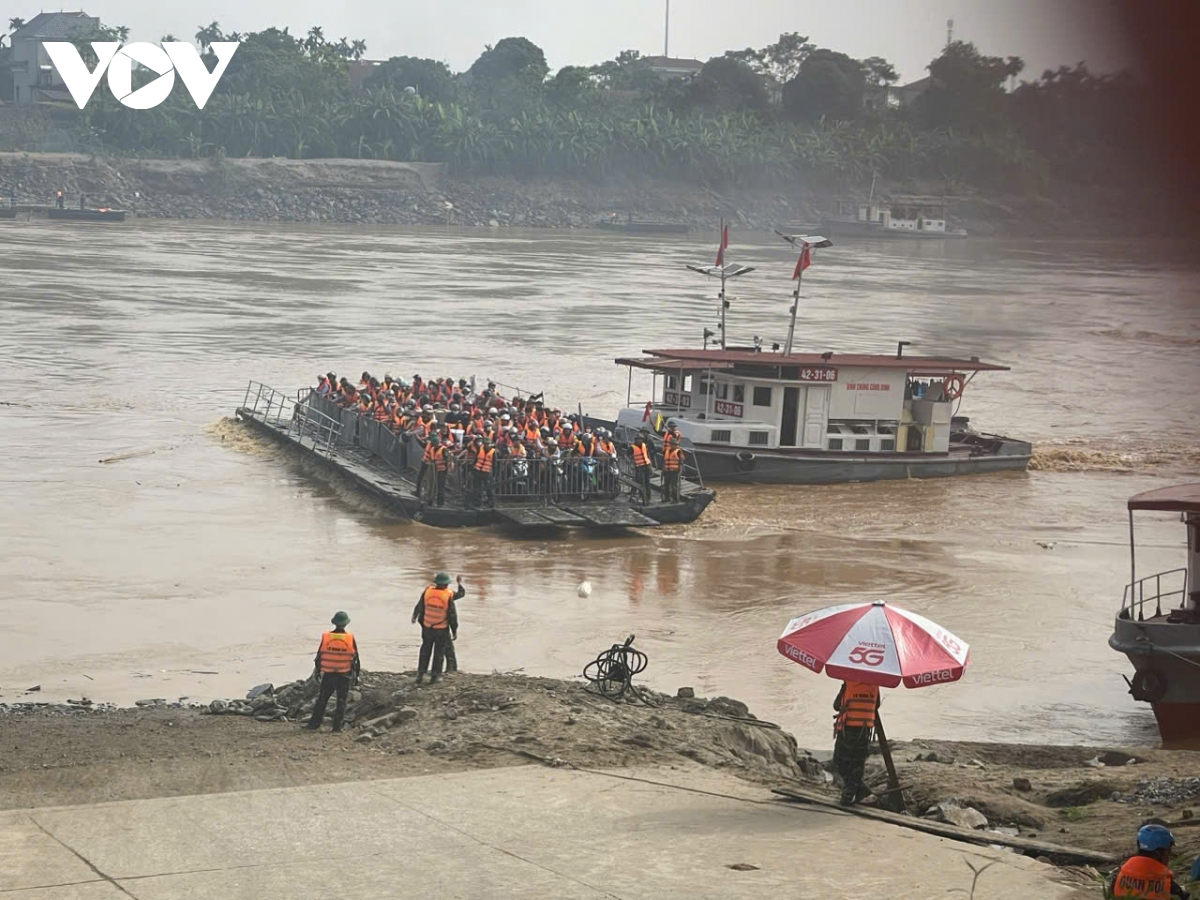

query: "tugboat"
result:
(1109, 483), (1200, 749)
(607, 231), (1030, 484)
(234, 381), (714, 530)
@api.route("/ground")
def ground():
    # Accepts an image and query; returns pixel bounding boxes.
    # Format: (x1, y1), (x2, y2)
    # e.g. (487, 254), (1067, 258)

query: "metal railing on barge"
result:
(1119, 568), (1189, 622)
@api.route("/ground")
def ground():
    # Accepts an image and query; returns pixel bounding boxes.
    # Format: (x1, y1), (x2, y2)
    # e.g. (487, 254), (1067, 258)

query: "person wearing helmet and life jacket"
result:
(663, 421), (682, 448)
(662, 438), (685, 501)
(832, 680), (881, 807)
(630, 429), (654, 503)
(306, 611), (360, 732)
(411, 572), (465, 684)
(474, 439), (496, 503)
(1107, 825), (1187, 899)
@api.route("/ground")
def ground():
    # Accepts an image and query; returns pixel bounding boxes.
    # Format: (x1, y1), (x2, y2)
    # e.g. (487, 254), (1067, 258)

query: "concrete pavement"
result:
(0, 764), (1089, 899)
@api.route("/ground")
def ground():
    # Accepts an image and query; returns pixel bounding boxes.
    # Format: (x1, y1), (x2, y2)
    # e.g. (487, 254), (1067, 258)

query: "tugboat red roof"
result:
(1128, 483), (1200, 512)
(617, 348), (1009, 373)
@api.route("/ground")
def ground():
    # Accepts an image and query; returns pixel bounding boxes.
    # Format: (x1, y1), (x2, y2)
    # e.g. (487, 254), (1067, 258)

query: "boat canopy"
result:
(621, 348), (1009, 374)
(1128, 484), (1200, 513)
(615, 356), (736, 372)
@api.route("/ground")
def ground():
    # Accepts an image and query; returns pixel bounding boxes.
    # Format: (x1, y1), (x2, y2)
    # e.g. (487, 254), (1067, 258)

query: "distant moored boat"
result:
(47, 207), (126, 223)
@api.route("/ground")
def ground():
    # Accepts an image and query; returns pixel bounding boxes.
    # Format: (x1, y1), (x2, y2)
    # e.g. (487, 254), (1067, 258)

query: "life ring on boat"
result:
(942, 373), (966, 401)
(734, 451), (757, 471)
(1130, 668), (1168, 703)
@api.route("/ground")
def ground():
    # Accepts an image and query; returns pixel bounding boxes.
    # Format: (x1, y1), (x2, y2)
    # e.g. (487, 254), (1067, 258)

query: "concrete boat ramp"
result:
(1, 765), (1090, 899)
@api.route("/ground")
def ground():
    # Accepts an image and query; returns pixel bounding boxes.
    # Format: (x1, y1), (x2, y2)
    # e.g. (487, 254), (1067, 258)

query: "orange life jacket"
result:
(421, 585), (452, 629)
(1112, 856), (1173, 899)
(475, 446), (495, 473)
(524, 425), (540, 443)
(837, 681), (879, 731)
(632, 442), (651, 468)
(597, 440), (616, 457)
(374, 406), (390, 422)
(664, 431), (681, 446)
(663, 445), (682, 471)
(433, 445), (448, 472)
(318, 630), (356, 674)
(510, 442), (527, 458)
(423, 440), (438, 464)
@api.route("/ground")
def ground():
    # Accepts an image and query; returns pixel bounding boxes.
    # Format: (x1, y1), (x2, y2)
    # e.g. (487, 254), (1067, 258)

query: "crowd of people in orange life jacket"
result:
(313, 370), (688, 502)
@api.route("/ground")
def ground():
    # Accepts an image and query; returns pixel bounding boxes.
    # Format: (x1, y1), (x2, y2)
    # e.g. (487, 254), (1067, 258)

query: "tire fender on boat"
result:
(1130, 668), (1168, 702)
(942, 373), (966, 400)
(734, 451), (756, 471)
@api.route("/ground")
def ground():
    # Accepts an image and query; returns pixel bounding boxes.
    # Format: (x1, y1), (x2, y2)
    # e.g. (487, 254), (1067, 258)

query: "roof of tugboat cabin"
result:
(616, 349), (1009, 373)
(1128, 483), (1200, 513)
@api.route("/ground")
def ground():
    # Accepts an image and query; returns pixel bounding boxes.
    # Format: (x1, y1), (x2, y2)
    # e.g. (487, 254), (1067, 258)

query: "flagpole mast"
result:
(718, 217), (727, 350)
(784, 257), (802, 356)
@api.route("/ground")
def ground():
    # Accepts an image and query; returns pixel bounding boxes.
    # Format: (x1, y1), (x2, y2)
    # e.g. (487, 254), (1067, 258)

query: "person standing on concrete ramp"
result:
(412, 572), (464, 684)
(832, 680), (880, 807)
(307, 611), (360, 732)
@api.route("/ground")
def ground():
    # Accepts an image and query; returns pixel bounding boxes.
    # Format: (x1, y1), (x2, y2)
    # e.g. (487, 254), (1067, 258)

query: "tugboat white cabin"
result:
(614, 346), (1031, 483)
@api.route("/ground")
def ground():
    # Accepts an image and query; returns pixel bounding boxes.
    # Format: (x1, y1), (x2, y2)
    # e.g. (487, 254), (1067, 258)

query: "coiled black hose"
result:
(583, 634), (649, 701)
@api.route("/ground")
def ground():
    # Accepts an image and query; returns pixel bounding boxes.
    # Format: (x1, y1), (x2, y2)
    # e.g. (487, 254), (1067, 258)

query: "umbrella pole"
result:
(873, 712), (902, 802)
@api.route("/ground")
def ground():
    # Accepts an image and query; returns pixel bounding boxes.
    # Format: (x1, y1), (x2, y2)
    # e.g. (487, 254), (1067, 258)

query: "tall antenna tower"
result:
(946, 18), (954, 48)
(664, 0), (670, 57)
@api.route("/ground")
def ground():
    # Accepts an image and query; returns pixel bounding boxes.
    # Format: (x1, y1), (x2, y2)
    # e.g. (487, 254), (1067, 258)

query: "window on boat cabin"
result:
(855, 439), (871, 451)
(710, 429), (732, 443)
(752, 386), (772, 407)
(699, 376), (714, 396)
(733, 384), (745, 403)
(682, 374), (693, 392)
(665, 375), (678, 390)
(748, 431), (769, 446)
(828, 438), (844, 450)
(880, 438), (896, 451)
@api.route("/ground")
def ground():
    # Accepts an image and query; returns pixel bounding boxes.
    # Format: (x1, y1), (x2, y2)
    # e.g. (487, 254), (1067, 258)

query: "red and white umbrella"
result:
(777, 600), (970, 688)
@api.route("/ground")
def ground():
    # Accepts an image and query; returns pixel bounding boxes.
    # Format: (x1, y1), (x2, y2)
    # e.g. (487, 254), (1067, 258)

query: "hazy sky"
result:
(45, 0), (1128, 83)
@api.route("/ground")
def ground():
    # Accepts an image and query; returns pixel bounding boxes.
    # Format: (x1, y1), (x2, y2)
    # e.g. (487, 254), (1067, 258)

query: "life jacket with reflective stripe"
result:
(475, 447), (495, 473)
(632, 442), (651, 468)
(1112, 856), (1173, 899)
(374, 406), (390, 422)
(836, 681), (879, 731)
(318, 631), (356, 674)
(597, 440), (616, 457)
(663, 445), (682, 471)
(423, 441), (438, 463)
(432, 445), (448, 472)
(422, 586), (452, 629)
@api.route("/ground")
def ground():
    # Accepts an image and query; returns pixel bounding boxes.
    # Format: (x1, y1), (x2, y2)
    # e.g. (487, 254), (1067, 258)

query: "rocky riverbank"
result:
(0, 151), (1152, 236)
(3, 670), (1198, 886)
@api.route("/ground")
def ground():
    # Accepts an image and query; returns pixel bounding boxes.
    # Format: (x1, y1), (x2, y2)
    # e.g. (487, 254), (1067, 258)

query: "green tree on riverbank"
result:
(2, 21), (1147, 197)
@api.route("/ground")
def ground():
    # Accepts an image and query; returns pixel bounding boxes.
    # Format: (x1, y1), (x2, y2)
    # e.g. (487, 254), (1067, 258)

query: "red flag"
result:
(792, 242), (811, 279)
(715, 226), (728, 267)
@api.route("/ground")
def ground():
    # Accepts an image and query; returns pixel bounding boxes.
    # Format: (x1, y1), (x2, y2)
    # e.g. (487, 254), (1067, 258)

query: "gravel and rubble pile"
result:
(1117, 776), (1200, 805)
(198, 671), (821, 785)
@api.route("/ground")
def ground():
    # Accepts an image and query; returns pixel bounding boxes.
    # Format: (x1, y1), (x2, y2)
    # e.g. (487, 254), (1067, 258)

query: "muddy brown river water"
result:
(2, 220), (1198, 750)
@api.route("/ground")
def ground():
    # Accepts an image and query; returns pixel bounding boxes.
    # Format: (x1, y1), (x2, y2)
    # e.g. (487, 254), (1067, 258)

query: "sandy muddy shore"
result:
(4, 671), (1197, 888)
